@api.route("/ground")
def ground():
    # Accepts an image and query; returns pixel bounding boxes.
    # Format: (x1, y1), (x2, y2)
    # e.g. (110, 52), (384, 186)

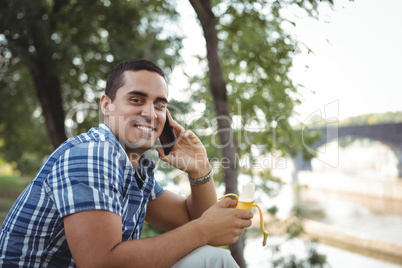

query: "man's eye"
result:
(130, 98), (142, 103)
(155, 103), (166, 109)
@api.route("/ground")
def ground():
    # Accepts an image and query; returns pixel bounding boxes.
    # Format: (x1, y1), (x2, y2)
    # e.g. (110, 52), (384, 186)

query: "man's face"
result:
(102, 70), (168, 153)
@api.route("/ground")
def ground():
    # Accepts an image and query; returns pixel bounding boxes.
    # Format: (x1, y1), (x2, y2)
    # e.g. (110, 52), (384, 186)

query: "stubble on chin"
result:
(123, 126), (159, 152)
(112, 116), (162, 153)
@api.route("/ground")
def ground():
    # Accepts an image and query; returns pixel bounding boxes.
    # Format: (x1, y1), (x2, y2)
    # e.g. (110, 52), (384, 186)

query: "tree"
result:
(1, 0), (334, 265)
(0, 0), (182, 174)
(188, 1), (245, 264)
(188, 0), (332, 266)
(0, 62), (50, 177)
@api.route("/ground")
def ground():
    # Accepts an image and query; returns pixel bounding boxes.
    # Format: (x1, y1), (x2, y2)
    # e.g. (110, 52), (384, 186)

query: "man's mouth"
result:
(134, 124), (156, 132)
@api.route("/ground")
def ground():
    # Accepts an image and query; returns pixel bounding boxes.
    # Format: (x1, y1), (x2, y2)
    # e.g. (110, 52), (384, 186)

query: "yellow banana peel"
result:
(219, 193), (269, 246)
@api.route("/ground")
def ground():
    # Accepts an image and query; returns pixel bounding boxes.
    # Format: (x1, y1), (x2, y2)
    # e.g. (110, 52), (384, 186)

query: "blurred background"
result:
(1, 0), (401, 267)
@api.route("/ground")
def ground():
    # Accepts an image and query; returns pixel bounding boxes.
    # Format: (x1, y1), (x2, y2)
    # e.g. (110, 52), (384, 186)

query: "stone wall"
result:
(303, 219), (402, 265)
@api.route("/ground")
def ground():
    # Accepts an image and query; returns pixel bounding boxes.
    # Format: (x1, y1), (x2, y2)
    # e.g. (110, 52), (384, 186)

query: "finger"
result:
(236, 227), (246, 236)
(179, 130), (195, 144)
(167, 109), (185, 134)
(218, 197), (238, 208)
(238, 209), (254, 220)
(238, 218), (253, 229)
(156, 147), (168, 161)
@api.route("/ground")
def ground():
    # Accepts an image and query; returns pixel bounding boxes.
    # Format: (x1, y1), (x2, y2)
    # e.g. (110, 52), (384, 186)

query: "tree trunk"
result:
(30, 61), (67, 149)
(189, 0), (246, 267)
(25, 7), (68, 149)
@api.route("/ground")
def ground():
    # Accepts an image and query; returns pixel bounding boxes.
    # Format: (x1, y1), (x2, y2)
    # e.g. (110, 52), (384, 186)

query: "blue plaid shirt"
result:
(0, 124), (164, 267)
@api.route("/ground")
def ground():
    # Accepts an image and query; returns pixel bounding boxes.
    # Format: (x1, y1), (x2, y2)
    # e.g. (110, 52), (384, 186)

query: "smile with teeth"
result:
(135, 124), (155, 132)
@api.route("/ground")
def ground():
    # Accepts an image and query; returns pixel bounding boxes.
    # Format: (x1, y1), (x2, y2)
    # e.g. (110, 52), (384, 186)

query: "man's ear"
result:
(100, 94), (111, 116)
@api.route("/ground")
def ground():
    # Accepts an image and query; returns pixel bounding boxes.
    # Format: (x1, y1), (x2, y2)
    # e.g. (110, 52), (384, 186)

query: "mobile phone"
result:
(159, 112), (177, 155)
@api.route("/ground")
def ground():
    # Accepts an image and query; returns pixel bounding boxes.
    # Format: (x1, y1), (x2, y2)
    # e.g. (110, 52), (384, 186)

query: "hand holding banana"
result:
(219, 182), (269, 246)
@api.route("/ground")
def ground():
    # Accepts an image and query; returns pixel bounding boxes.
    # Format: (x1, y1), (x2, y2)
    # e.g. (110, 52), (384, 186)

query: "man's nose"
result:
(140, 103), (157, 119)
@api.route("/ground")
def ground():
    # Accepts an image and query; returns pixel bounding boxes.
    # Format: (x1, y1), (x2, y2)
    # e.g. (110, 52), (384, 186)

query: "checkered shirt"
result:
(0, 124), (164, 267)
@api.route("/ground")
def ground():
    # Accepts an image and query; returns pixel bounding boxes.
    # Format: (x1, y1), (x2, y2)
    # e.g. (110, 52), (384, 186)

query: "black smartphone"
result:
(159, 112), (177, 155)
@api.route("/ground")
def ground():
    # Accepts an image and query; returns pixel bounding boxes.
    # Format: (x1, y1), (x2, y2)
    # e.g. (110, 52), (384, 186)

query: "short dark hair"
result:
(105, 59), (166, 101)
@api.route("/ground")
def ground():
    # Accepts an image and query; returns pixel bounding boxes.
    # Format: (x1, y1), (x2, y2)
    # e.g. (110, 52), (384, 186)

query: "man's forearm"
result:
(66, 199), (253, 268)
(186, 178), (217, 220)
(108, 219), (206, 268)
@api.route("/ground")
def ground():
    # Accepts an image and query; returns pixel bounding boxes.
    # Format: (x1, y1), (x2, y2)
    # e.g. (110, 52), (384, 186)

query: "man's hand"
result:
(196, 198), (254, 246)
(156, 110), (210, 179)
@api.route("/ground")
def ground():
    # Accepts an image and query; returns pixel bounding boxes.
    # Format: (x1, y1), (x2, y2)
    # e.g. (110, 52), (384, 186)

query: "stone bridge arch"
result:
(298, 123), (402, 178)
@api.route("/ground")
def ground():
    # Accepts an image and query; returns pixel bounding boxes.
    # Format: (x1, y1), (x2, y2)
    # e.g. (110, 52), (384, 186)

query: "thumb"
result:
(218, 197), (238, 208)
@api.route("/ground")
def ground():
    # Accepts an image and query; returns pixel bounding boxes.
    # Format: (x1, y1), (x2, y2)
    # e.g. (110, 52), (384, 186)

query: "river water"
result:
(162, 170), (402, 267)
(293, 185), (402, 244)
(161, 155), (402, 267)
(244, 235), (402, 268)
(241, 172), (402, 267)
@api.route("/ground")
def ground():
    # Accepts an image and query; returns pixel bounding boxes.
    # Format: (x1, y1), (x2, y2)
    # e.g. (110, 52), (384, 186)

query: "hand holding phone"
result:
(157, 111), (209, 177)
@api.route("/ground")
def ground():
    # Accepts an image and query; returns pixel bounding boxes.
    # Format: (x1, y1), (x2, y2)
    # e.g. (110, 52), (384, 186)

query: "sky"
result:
(171, 0), (402, 124)
(287, 0), (402, 122)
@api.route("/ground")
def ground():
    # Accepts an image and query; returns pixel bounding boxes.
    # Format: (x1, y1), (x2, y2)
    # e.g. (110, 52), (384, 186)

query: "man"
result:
(0, 59), (253, 267)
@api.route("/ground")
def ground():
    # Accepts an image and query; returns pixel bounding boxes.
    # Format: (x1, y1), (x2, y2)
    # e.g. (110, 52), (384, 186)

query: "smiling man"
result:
(0, 59), (253, 268)
(103, 67), (168, 156)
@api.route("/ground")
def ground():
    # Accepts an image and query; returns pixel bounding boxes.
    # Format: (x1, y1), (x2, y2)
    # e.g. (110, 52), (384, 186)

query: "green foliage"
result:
(188, 0), (333, 170)
(267, 205), (279, 216)
(0, 175), (28, 198)
(272, 243), (328, 268)
(303, 111), (402, 129)
(340, 111), (402, 126)
(0, 1), (338, 266)
(0, 0), (183, 175)
(285, 217), (305, 239)
(140, 221), (166, 239)
(0, 175), (29, 225)
(0, 64), (51, 176)
(267, 208), (329, 268)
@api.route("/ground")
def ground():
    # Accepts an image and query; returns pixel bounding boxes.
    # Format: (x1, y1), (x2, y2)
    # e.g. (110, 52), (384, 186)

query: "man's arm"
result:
(64, 111), (251, 267)
(156, 111), (218, 221)
(64, 209), (204, 268)
(186, 176), (217, 220)
(64, 198), (252, 268)
(145, 175), (217, 231)
(145, 190), (190, 231)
